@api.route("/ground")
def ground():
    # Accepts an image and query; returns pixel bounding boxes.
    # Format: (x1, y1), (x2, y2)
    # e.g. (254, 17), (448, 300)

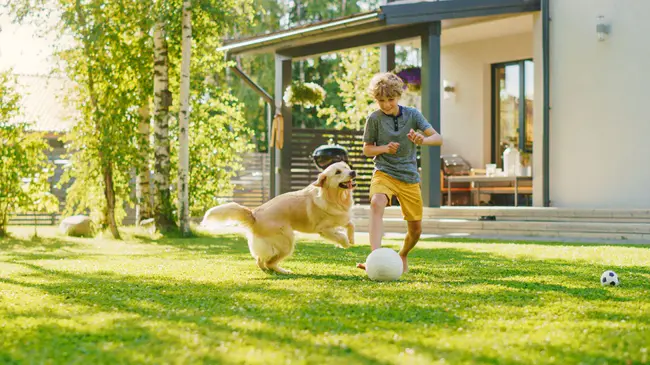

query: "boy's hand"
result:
(407, 129), (424, 145)
(384, 142), (400, 154)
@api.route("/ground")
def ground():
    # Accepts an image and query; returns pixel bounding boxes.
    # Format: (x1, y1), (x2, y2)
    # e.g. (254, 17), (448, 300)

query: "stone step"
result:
(351, 206), (650, 223)
(351, 217), (650, 243)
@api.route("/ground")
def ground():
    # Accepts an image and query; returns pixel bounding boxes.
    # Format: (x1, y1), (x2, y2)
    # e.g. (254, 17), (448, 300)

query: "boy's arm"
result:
(421, 127), (443, 146)
(363, 143), (388, 157)
(363, 142), (400, 156)
(408, 127), (442, 147)
(363, 116), (399, 156)
(411, 109), (442, 146)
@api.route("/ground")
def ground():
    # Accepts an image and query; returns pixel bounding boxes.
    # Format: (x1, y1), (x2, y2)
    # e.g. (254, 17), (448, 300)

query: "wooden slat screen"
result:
(289, 128), (374, 205)
(225, 152), (271, 207)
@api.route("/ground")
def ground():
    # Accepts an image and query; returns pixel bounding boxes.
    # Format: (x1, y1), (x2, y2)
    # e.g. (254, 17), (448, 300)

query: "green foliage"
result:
(10, 0), (256, 228)
(0, 71), (54, 236)
(230, 0), (382, 145)
(169, 90), (253, 217)
(318, 48), (380, 130)
(164, 2), (255, 217)
(54, 0), (146, 230)
(59, 151), (131, 226)
(283, 81), (326, 108)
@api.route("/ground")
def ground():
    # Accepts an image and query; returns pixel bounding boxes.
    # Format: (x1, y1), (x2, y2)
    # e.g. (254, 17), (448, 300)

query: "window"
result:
(491, 60), (533, 167)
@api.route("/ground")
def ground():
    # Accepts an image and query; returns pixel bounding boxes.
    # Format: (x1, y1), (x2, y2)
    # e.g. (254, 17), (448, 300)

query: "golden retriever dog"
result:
(201, 161), (357, 274)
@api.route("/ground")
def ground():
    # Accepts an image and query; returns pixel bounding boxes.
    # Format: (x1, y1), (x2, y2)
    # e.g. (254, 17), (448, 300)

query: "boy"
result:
(357, 72), (443, 273)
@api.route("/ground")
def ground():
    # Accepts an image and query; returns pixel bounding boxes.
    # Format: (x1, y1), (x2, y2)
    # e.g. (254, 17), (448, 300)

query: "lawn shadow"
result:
(3, 238), (650, 364)
(275, 237), (650, 304)
(0, 261), (457, 364)
(151, 232), (650, 306)
(135, 230), (252, 257)
(0, 234), (84, 252)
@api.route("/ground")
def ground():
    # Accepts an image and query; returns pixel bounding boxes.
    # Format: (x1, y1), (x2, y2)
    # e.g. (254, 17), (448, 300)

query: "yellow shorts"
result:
(369, 170), (423, 221)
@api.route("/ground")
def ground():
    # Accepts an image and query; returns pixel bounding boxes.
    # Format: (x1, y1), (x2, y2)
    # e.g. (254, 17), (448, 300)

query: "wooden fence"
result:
(215, 152), (271, 207)
(7, 213), (60, 226)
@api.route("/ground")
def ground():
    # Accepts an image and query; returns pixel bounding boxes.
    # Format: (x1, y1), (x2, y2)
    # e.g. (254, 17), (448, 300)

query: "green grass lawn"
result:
(1, 226), (649, 365)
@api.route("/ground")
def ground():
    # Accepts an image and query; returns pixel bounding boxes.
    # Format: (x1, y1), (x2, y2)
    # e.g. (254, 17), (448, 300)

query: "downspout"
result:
(225, 56), (276, 198)
(229, 64), (274, 105)
(542, 0), (550, 206)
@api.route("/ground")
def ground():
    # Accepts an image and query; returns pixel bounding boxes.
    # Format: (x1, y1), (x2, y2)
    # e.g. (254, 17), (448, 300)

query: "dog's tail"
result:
(200, 202), (255, 228)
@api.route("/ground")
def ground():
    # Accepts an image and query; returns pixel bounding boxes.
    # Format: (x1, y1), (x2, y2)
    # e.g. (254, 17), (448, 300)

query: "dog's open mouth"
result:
(339, 179), (357, 189)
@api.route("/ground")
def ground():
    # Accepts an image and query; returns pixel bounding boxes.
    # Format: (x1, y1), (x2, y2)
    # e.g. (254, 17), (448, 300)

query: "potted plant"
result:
(520, 151), (531, 167)
(395, 66), (421, 92)
(520, 151), (532, 176)
(283, 82), (326, 108)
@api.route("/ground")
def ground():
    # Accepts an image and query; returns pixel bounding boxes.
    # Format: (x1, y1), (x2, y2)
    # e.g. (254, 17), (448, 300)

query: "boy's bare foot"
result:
(401, 255), (409, 273)
(356, 263), (366, 270)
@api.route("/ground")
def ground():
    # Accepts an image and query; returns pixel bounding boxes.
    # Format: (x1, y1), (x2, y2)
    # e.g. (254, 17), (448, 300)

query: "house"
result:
(13, 74), (77, 209)
(219, 0), (650, 211)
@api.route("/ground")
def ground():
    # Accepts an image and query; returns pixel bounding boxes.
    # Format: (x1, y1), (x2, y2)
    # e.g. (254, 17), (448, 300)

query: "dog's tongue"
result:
(348, 181), (354, 189)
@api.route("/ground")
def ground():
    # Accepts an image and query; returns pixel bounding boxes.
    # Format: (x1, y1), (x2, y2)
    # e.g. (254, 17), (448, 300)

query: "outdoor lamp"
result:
(443, 80), (456, 100)
(596, 16), (610, 41)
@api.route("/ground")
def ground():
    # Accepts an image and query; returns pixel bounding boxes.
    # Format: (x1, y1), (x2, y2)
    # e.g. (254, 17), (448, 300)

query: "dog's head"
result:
(314, 161), (357, 190)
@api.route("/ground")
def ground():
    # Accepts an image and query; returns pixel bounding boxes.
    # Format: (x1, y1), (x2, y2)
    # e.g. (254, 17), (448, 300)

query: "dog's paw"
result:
(337, 241), (352, 249)
(270, 266), (292, 274)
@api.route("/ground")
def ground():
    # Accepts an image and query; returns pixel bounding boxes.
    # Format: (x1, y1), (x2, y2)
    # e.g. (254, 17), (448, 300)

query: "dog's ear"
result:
(314, 173), (327, 187)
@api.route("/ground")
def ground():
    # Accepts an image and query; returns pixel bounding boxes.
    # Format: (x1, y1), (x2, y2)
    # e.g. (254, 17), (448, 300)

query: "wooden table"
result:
(446, 175), (533, 206)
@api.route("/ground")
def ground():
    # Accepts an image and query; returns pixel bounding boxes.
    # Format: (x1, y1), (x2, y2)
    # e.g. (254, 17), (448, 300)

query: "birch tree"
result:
(136, 104), (153, 224)
(153, 18), (176, 232)
(178, 0), (192, 235)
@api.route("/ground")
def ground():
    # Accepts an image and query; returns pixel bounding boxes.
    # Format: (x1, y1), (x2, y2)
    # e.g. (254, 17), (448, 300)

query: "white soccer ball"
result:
(601, 270), (620, 286)
(365, 248), (403, 281)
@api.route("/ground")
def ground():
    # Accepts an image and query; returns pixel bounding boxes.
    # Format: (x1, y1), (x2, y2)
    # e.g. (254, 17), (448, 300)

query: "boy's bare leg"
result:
(399, 220), (422, 273)
(357, 194), (388, 270)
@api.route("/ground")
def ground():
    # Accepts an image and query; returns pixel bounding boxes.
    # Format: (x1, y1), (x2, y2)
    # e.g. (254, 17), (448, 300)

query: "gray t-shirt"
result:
(362, 106), (433, 184)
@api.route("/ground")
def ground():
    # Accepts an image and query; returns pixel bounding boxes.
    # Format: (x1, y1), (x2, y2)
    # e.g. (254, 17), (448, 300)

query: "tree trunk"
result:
(136, 103), (153, 224)
(103, 160), (120, 239)
(153, 20), (176, 232)
(0, 205), (7, 237)
(178, 0), (192, 236)
(75, 0), (120, 239)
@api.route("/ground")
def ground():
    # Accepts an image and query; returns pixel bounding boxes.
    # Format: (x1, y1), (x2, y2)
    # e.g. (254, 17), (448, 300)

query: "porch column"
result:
(274, 54), (293, 196)
(380, 0), (396, 73)
(380, 44), (395, 73)
(420, 22), (442, 207)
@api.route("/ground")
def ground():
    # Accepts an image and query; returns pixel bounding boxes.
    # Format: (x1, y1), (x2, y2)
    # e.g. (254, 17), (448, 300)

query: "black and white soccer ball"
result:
(600, 270), (620, 286)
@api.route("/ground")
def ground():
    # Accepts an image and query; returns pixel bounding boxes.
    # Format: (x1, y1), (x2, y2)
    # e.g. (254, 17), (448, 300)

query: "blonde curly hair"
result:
(367, 72), (404, 99)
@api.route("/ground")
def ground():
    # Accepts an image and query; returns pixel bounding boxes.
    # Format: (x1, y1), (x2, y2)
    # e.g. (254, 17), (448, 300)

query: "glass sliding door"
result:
(492, 60), (534, 168)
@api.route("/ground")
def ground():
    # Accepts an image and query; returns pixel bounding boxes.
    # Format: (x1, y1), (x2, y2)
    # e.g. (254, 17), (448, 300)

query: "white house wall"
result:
(533, 13), (544, 206)
(548, 0), (650, 208)
(440, 31), (533, 170)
